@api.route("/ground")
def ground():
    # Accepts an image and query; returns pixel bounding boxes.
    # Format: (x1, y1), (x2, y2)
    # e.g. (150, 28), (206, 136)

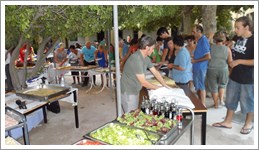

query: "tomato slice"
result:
(77, 140), (102, 145)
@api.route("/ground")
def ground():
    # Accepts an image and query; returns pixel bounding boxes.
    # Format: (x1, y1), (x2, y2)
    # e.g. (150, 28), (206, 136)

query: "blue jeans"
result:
(225, 79), (254, 114)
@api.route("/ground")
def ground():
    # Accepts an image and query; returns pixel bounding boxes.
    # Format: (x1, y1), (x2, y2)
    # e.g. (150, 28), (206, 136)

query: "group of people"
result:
(120, 16), (254, 135)
(5, 15), (253, 135)
(52, 41), (114, 86)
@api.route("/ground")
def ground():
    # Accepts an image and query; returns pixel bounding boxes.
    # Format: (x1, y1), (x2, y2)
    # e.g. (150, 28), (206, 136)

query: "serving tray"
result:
(84, 121), (162, 145)
(16, 84), (70, 101)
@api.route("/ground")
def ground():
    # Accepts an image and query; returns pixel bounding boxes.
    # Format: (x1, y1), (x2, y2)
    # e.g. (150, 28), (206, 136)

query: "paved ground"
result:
(15, 75), (255, 147)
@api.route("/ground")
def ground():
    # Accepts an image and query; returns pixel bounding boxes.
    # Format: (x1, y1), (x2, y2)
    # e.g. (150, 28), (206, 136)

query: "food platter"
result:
(5, 136), (21, 145)
(73, 139), (104, 145)
(84, 122), (163, 145)
(5, 114), (19, 130)
(116, 109), (178, 141)
(16, 84), (70, 101)
(70, 65), (98, 70)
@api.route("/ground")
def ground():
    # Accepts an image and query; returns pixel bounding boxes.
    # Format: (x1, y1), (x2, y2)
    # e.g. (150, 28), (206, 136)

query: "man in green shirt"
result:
(121, 36), (169, 113)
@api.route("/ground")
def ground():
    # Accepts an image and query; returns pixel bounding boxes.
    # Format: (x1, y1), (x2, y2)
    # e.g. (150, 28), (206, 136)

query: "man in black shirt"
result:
(212, 16), (254, 135)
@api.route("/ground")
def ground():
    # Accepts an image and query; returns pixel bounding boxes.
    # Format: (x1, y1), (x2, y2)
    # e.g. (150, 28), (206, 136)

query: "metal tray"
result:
(159, 122), (178, 141)
(84, 121), (163, 145)
(158, 119), (193, 145)
(115, 119), (178, 141)
(16, 84), (70, 101)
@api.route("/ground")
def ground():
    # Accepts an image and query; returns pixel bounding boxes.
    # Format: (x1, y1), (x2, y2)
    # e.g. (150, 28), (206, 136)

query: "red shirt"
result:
(19, 44), (33, 62)
(129, 45), (138, 54)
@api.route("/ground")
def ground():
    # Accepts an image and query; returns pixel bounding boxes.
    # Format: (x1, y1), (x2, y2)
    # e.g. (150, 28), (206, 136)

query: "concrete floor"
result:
(16, 75), (255, 147)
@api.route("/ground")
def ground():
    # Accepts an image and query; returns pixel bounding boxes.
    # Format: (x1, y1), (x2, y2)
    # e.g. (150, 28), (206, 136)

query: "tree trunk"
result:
(21, 43), (30, 88)
(202, 5), (217, 41)
(182, 6), (193, 35)
(9, 35), (26, 90)
(27, 37), (59, 79)
(9, 37), (60, 90)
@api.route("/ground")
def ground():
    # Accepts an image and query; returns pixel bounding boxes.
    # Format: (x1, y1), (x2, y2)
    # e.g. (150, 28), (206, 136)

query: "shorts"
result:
(193, 68), (207, 90)
(121, 92), (139, 114)
(206, 68), (228, 93)
(225, 79), (254, 114)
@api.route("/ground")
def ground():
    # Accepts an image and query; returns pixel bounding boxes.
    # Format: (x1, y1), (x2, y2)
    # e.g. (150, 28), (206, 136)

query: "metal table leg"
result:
(22, 119), (30, 145)
(95, 73), (106, 94)
(85, 75), (94, 93)
(73, 90), (79, 128)
(42, 106), (47, 123)
(201, 112), (207, 145)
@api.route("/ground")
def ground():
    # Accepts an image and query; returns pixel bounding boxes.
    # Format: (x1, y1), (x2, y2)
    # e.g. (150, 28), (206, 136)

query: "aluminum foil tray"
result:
(84, 121), (163, 145)
(15, 84), (70, 101)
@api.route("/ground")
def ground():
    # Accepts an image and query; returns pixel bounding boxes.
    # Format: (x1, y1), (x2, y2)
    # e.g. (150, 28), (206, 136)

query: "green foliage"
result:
(216, 5), (254, 34)
(191, 6), (202, 24)
(118, 5), (180, 31)
(5, 5), (113, 48)
(5, 5), (254, 48)
(5, 5), (35, 47)
(216, 7), (232, 33)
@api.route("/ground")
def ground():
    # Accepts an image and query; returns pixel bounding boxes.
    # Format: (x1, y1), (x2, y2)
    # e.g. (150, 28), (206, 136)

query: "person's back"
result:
(209, 44), (228, 69)
(97, 51), (106, 68)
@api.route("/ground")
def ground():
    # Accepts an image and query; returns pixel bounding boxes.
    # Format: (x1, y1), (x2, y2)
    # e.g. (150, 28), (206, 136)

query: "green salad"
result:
(90, 124), (159, 145)
(117, 109), (176, 133)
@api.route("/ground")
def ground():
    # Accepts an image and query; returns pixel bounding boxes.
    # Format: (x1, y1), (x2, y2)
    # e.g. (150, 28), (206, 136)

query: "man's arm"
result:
(230, 59), (254, 68)
(149, 67), (170, 88)
(136, 73), (161, 90)
(80, 54), (84, 66)
(192, 53), (211, 64)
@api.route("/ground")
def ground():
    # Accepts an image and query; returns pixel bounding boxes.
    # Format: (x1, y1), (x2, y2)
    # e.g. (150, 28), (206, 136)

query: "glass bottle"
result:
(159, 104), (165, 117)
(171, 102), (177, 120)
(150, 100), (156, 110)
(164, 105), (170, 118)
(161, 97), (166, 104)
(141, 101), (146, 113)
(145, 102), (151, 115)
(152, 104), (158, 116)
(176, 108), (183, 129)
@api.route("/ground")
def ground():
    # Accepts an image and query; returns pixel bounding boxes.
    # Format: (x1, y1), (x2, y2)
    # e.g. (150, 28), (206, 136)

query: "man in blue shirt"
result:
(191, 25), (211, 107)
(80, 41), (96, 86)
